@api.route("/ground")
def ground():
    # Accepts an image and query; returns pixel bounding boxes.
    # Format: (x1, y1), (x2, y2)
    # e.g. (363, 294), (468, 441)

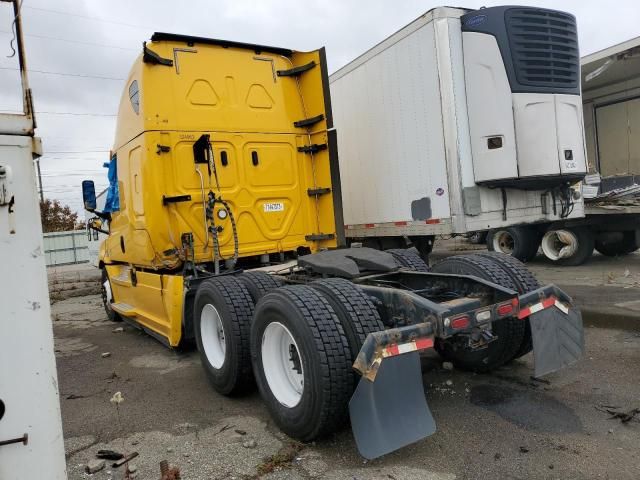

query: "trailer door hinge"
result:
(297, 143), (327, 154)
(305, 233), (335, 241)
(294, 114), (324, 129)
(156, 144), (171, 154)
(277, 61), (316, 77)
(143, 42), (174, 66)
(0, 165), (16, 234)
(307, 187), (331, 196)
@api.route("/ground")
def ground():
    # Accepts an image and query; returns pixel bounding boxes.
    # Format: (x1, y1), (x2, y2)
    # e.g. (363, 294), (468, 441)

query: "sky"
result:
(0, 0), (638, 214)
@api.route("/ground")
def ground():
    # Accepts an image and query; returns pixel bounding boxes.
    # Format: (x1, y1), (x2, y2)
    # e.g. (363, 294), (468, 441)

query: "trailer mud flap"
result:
(529, 305), (584, 378)
(349, 352), (436, 460)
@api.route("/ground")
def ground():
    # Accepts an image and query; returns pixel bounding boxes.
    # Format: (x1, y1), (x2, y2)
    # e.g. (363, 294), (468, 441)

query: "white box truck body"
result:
(0, 2), (66, 477)
(330, 6), (587, 253)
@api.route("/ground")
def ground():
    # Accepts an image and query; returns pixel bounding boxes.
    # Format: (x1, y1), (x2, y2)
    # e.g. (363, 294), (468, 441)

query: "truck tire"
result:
(251, 285), (352, 441)
(476, 252), (540, 359)
(486, 227), (539, 262)
(431, 255), (525, 372)
(101, 269), (121, 322)
(387, 247), (430, 271)
(237, 271), (284, 304)
(194, 276), (255, 395)
(541, 227), (594, 266)
(311, 278), (385, 381)
(595, 231), (639, 257)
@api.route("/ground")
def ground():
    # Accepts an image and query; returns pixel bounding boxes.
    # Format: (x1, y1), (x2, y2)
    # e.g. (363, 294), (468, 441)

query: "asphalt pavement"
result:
(54, 243), (640, 479)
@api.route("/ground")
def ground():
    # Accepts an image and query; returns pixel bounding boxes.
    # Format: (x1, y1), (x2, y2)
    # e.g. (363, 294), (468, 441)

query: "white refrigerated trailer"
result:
(330, 6), (588, 259)
(0, 1), (66, 478)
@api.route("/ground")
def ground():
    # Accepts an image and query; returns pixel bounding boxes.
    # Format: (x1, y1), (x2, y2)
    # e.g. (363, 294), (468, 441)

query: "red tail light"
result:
(497, 298), (519, 317)
(451, 315), (470, 330)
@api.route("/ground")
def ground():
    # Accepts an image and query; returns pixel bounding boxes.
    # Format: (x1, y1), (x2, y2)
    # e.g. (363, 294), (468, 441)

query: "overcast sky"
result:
(0, 0), (638, 214)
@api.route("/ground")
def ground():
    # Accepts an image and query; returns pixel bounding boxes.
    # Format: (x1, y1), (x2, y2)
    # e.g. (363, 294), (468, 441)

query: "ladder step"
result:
(112, 303), (136, 314)
(307, 187), (331, 196)
(294, 114), (324, 129)
(277, 61), (316, 77)
(297, 143), (327, 154)
(305, 233), (335, 241)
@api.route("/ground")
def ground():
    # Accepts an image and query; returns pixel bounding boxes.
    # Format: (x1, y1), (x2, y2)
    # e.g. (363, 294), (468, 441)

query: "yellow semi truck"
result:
(83, 29), (585, 459)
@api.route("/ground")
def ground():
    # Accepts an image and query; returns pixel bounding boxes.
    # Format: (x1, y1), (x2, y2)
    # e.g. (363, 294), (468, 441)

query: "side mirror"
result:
(82, 180), (97, 211)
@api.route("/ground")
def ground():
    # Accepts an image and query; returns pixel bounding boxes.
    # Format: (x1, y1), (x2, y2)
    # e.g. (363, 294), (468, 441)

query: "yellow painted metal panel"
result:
(105, 264), (184, 346)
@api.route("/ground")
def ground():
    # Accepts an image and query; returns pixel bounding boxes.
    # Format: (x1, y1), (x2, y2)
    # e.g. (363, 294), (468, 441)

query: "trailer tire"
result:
(541, 227), (594, 266)
(387, 247), (430, 271)
(431, 255), (525, 372)
(311, 278), (385, 381)
(237, 271), (285, 304)
(194, 276), (255, 395)
(476, 252), (541, 359)
(595, 231), (639, 257)
(487, 227), (539, 262)
(101, 269), (121, 322)
(251, 285), (352, 441)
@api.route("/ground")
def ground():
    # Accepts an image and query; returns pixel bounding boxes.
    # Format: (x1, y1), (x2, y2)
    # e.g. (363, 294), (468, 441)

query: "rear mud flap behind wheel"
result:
(349, 352), (436, 460)
(530, 305), (585, 378)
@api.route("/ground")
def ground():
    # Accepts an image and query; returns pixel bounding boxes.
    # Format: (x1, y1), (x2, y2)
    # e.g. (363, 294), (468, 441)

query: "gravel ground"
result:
(52, 244), (640, 479)
(54, 283), (640, 479)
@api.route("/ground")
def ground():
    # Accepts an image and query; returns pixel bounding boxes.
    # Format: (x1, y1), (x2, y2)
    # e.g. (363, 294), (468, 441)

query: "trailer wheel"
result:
(387, 247), (430, 271)
(101, 269), (121, 322)
(467, 231), (488, 245)
(476, 252), (540, 359)
(595, 231), (639, 257)
(251, 285), (352, 441)
(431, 255), (525, 372)
(486, 227), (539, 262)
(194, 276), (254, 395)
(237, 271), (285, 304)
(541, 227), (594, 266)
(311, 278), (385, 381)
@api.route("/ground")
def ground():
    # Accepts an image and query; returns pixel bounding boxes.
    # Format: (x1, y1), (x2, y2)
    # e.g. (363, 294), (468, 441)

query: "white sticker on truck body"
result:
(263, 202), (284, 212)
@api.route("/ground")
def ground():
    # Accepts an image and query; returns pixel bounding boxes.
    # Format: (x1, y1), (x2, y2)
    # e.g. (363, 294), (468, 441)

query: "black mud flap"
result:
(349, 352), (436, 459)
(530, 305), (585, 378)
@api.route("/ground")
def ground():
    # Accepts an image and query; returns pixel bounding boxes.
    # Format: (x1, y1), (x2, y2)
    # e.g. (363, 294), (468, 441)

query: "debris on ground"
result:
(242, 439), (257, 449)
(85, 458), (105, 474)
(96, 449), (124, 460)
(113, 327), (124, 333)
(256, 442), (304, 476)
(112, 452), (139, 468)
(159, 460), (181, 480)
(596, 404), (640, 423)
(442, 362), (454, 371)
(101, 352), (111, 358)
(519, 446), (529, 453)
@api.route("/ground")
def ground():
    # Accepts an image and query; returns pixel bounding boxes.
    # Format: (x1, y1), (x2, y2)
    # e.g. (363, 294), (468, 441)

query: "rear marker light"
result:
(497, 303), (514, 316)
(450, 315), (470, 330)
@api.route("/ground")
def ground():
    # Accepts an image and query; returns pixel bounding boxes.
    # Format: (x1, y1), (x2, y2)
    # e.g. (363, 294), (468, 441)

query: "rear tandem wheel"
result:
(250, 285), (353, 441)
(475, 252), (540, 359)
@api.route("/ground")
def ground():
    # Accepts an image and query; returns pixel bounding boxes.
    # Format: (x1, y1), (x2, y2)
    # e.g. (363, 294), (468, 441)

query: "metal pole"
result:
(35, 158), (43, 203)
(71, 231), (77, 264)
